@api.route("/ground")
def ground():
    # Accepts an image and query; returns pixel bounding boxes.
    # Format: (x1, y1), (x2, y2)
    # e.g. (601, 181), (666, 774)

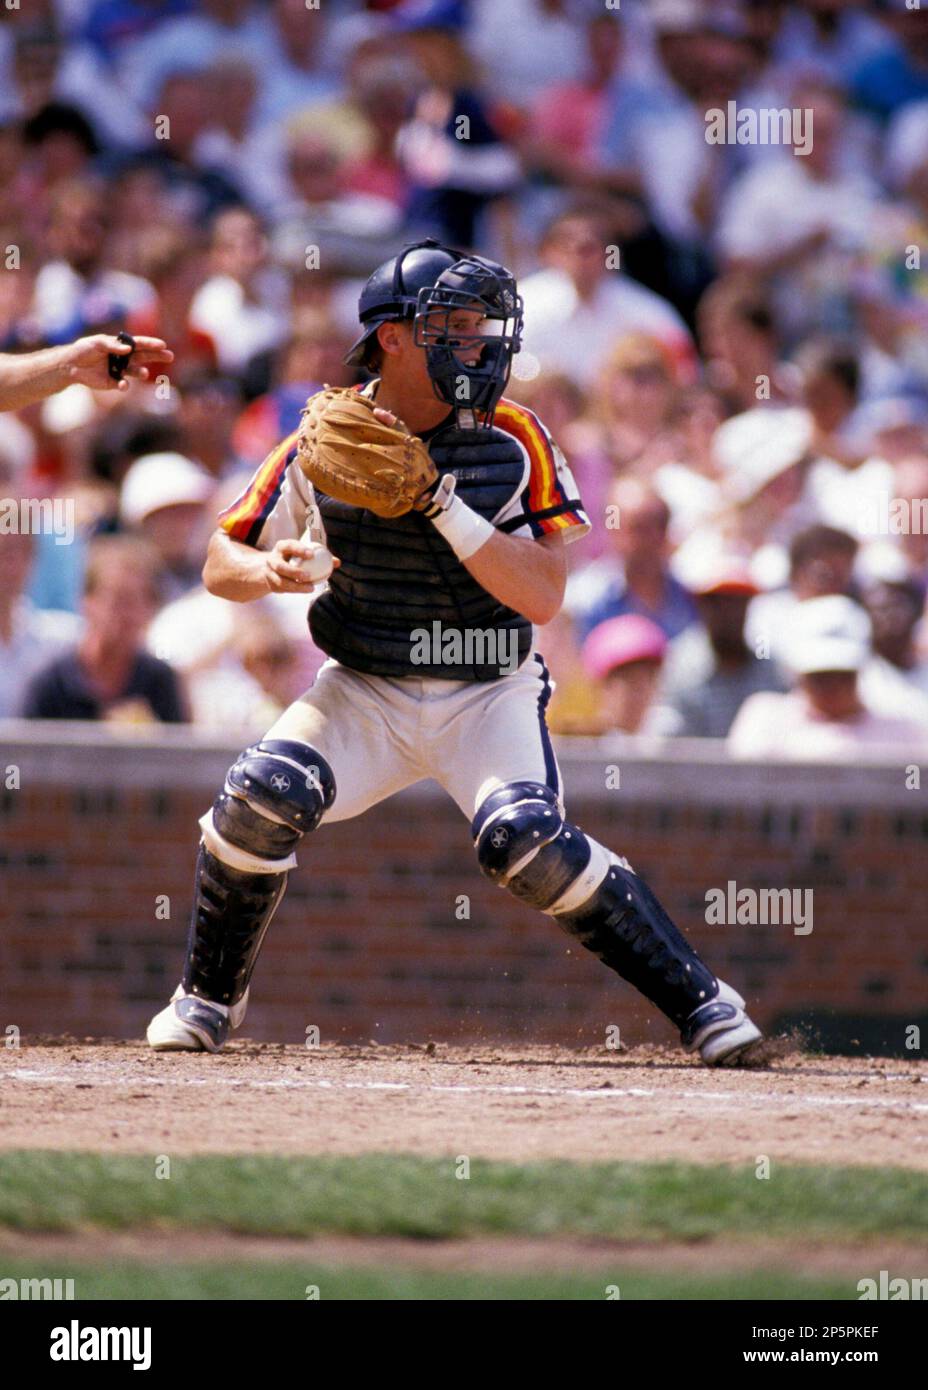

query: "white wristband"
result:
(428, 492), (495, 561)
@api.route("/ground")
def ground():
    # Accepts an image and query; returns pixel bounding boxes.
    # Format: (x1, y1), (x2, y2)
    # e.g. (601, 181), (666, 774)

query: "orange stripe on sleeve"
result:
(218, 430), (300, 542)
(494, 400), (560, 512)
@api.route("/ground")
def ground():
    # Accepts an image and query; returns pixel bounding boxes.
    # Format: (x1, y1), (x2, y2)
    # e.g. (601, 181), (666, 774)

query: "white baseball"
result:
(296, 541), (335, 583)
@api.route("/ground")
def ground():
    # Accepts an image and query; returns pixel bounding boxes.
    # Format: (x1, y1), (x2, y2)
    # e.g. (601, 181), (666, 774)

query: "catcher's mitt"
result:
(296, 387), (438, 519)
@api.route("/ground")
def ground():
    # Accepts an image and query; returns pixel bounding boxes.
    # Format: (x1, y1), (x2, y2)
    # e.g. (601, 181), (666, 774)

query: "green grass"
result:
(0, 1152), (925, 1242)
(0, 1259), (857, 1301)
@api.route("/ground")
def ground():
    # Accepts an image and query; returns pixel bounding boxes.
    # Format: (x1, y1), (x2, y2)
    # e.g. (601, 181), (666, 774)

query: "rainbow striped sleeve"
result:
(493, 399), (590, 542)
(217, 429), (301, 547)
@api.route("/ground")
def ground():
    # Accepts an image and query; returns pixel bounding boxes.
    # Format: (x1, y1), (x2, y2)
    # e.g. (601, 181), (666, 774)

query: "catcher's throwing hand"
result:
(65, 333), (174, 392)
(263, 538), (341, 594)
(297, 386), (438, 518)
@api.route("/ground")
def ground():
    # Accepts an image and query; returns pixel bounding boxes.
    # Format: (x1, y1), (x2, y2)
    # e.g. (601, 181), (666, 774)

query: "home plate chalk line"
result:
(3, 1063), (928, 1114)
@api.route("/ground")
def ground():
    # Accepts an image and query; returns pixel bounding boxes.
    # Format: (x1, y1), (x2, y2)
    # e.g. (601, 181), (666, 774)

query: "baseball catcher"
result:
(147, 239), (762, 1066)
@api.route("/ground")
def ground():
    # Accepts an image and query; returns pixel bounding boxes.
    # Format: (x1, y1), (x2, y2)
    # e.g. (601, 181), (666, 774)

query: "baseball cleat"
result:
(681, 980), (762, 1066)
(146, 984), (248, 1053)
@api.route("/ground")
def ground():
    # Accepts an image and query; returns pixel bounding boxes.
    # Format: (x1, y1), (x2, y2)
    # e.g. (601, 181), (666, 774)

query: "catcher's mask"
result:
(413, 255), (523, 425)
(344, 238), (462, 370)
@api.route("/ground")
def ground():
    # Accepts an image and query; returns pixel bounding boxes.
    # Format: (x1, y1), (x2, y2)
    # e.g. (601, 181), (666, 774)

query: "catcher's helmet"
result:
(413, 253), (523, 423)
(344, 238), (462, 369)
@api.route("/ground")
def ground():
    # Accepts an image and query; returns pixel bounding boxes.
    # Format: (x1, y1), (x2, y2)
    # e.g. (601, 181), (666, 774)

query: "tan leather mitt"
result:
(296, 387), (438, 519)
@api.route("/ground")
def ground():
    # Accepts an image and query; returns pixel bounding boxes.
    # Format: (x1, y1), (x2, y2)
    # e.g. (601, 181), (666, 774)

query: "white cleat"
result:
(682, 980), (763, 1067)
(146, 984), (248, 1053)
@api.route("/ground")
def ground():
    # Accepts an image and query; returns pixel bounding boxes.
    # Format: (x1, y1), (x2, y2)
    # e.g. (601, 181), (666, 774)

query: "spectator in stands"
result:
(892, 456), (928, 591)
(29, 177), (159, 343)
(795, 336), (867, 470)
(468, 0), (586, 111)
(3, 25), (65, 125)
(520, 10), (639, 198)
(581, 614), (669, 737)
(395, 24), (521, 245)
(184, 606), (305, 731)
(851, 0), (928, 120)
(82, 0), (193, 73)
(188, 207), (290, 376)
(189, 57), (277, 213)
(118, 450), (214, 602)
(652, 386), (728, 548)
(860, 570), (928, 707)
(588, 333), (681, 474)
(20, 103), (100, 218)
(258, 0), (340, 127)
(863, 101), (928, 388)
(268, 108), (401, 275)
(1, 17), (148, 151)
(22, 534), (187, 722)
(774, 0), (894, 90)
(728, 594), (928, 758)
(172, 369), (245, 479)
(566, 477), (697, 644)
(696, 278), (791, 414)
(232, 319), (350, 466)
(116, 216), (214, 375)
(126, 70), (243, 226)
(519, 202), (697, 391)
(118, 0), (279, 111)
(342, 54), (416, 215)
(559, 346), (723, 566)
(716, 79), (880, 345)
(661, 553), (787, 740)
(746, 523), (860, 664)
(88, 410), (182, 493)
(0, 528), (82, 718)
(682, 406), (814, 591)
(598, 0), (751, 270)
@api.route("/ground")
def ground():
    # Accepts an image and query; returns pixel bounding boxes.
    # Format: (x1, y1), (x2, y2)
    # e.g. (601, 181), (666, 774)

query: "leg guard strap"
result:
(200, 810), (296, 874)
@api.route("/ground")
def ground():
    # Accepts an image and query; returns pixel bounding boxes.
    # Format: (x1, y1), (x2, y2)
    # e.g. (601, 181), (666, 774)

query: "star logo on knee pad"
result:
(270, 774), (292, 792)
(490, 827), (510, 848)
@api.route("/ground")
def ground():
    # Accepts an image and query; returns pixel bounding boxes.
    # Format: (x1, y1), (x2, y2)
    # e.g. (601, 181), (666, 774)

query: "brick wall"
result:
(1, 724), (925, 1054)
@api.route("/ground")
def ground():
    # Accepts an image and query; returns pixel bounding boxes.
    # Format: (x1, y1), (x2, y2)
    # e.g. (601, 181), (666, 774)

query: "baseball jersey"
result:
(217, 394), (591, 555)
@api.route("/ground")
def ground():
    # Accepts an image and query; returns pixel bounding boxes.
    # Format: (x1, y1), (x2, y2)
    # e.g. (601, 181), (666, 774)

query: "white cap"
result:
(650, 0), (705, 33)
(671, 546), (760, 596)
(886, 97), (928, 191)
(856, 543), (912, 587)
(785, 595), (871, 676)
(713, 407), (813, 503)
(120, 452), (213, 527)
(40, 383), (96, 435)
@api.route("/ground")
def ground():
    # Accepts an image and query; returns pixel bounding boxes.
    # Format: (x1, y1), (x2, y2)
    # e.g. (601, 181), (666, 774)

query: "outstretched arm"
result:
(0, 334), (174, 412)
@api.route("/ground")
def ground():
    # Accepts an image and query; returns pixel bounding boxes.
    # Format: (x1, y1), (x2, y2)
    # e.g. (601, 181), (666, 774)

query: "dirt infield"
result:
(2, 1039), (926, 1168)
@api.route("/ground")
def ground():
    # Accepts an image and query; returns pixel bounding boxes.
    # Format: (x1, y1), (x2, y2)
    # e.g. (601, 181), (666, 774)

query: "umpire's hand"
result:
(65, 333), (174, 391)
(0, 334), (175, 411)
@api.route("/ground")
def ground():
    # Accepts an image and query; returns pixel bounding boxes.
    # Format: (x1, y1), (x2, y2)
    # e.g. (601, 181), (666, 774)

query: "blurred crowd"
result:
(2, 0), (928, 758)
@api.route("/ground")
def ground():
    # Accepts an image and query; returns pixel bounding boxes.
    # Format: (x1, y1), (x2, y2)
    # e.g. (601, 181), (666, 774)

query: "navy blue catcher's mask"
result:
(413, 254), (523, 426)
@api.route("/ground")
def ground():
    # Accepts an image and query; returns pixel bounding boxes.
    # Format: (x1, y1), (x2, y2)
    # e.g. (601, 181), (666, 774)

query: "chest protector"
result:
(309, 422), (533, 680)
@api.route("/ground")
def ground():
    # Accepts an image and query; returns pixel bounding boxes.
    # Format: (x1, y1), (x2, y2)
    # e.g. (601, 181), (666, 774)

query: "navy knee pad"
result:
(473, 780), (562, 882)
(214, 739), (336, 859)
(472, 781), (593, 910)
